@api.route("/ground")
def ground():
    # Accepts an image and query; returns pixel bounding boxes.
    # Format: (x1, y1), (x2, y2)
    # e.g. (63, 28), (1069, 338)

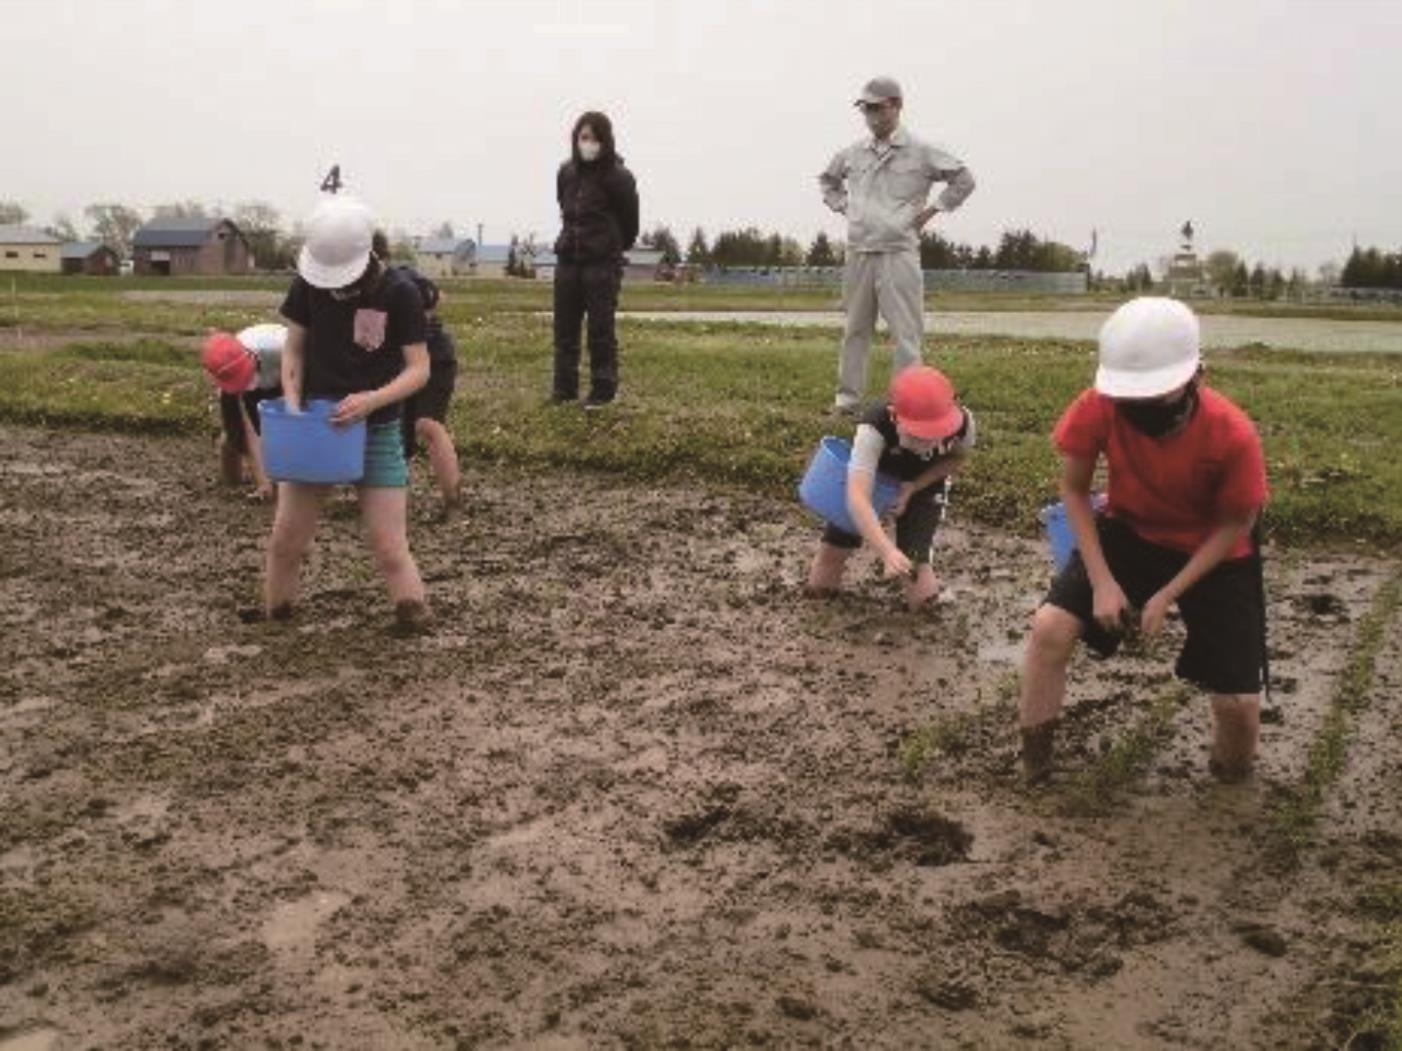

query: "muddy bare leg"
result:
(264, 482), (327, 616)
(1019, 604), (1082, 780)
(1209, 693), (1260, 781)
(806, 542), (852, 594)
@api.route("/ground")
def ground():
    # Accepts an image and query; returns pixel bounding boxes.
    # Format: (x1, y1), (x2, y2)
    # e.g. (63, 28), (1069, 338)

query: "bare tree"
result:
(0, 201), (29, 225)
(152, 200), (209, 219)
(47, 214), (80, 242)
(1205, 250), (1240, 295)
(84, 203), (144, 257)
(233, 201), (284, 269)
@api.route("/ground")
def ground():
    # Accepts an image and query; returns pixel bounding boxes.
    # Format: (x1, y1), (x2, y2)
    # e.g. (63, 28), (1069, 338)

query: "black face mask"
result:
(1117, 381), (1199, 438)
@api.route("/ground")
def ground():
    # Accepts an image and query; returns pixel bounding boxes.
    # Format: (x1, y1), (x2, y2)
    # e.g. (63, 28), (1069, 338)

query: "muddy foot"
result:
(1208, 757), (1255, 784)
(392, 599), (434, 636)
(437, 483), (463, 522)
(1021, 722), (1058, 784)
(237, 603), (295, 624)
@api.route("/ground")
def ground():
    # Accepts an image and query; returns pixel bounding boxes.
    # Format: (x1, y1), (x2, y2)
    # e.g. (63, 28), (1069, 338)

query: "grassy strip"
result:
(1059, 684), (1191, 815)
(6, 272), (1402, 320)
(0, 314), (1400, 546)
(1270, 571), (1402, 860)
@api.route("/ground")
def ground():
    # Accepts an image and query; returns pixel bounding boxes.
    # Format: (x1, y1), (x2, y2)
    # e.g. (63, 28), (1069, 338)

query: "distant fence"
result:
(1327, 287), (1402, 304)
(702, 266), (1087, 294)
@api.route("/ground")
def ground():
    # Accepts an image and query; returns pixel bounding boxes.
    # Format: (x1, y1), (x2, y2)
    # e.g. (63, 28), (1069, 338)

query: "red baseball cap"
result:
(890, 366), (963, 440)
(201, 332), (254, 394)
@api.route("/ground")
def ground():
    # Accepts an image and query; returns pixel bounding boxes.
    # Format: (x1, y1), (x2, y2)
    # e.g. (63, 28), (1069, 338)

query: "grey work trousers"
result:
(837, 248), (925, 409)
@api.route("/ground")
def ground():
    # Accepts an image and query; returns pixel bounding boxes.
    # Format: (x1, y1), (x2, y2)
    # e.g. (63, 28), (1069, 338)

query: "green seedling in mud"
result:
(902, 712), (981, 781)
(1337, 917), (1402, 1051)
(1059, 684), (1190, 815)
(1270, 571), (1402, 862)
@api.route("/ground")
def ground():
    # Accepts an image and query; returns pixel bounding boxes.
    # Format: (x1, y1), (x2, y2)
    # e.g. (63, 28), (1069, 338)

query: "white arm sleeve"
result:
(850, 424), (886, 475)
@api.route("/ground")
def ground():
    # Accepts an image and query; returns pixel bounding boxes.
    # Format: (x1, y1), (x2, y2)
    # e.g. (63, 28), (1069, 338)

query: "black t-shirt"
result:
(857, 401), (975, 482)
(425, 316), (457, 366)
(280, 267), (427, 425)
(384, 264), (455, 366)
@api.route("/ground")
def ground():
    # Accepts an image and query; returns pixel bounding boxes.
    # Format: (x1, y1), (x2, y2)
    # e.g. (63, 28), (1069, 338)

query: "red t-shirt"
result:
(1053, 386), (1269, 558)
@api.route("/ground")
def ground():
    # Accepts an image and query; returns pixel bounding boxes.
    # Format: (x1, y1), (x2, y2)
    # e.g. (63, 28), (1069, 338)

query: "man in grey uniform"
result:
(819, 76), (976, 413)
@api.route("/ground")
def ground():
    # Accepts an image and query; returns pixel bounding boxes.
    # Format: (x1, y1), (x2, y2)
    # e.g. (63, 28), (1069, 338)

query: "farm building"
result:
(531, 245), (558, 281)
(131, 217), (252, 276)
(415, 237), (476, 278)
(473, 244), (513, 278)
(61, 241), (120, 276)
(623, 247), (667, 282)
(0, 225), (62, 272)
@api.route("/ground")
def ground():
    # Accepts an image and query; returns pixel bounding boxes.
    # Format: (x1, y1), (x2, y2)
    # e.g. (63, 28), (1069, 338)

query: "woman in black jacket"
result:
(552, 111), (639, 408)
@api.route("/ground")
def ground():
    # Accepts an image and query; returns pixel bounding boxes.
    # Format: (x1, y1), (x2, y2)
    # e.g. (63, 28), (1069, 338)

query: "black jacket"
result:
(554, 159), (639, 264)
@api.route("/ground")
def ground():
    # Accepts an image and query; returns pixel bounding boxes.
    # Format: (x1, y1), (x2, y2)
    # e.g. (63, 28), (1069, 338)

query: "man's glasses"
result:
(859, 102), (892, 115)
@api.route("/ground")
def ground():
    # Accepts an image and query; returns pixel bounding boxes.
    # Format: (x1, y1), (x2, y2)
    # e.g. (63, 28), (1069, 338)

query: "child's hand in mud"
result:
(1141, 589), (1172, 637)
(247, 482), (275, 503)
(1092, 578), (1129, 634)
(882, 546), (914, 580)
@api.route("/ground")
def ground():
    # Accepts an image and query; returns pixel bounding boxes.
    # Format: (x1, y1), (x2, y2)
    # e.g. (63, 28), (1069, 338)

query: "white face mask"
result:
(578, 141), (601, 162)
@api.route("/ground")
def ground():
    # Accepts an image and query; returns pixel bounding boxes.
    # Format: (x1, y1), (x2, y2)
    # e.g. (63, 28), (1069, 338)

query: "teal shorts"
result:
(361, 420), (409, 488)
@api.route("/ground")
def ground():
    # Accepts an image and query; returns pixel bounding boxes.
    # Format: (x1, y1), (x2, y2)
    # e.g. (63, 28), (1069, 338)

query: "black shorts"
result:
(401, 358), (457, 456)
(1045, 517), (1264, 695)
(218, 389), (280, 455)
(822, 482), (948, 564)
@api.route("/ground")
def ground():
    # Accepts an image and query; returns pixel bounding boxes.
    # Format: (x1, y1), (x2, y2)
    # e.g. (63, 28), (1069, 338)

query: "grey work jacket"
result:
(820, 126), (975, 254)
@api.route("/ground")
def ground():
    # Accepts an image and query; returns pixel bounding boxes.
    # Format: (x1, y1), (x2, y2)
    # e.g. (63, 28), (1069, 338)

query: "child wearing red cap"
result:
(807, 365), (975, 610)
(202, 325), (286, 500)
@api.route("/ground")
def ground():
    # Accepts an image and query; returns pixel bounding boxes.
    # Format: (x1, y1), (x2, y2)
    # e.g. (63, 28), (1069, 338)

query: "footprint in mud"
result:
(953, 889), (1174, 979)
(1297, 592), (1348, 620)
(663, 806), (731, 846)
(829, 808), (973, 868)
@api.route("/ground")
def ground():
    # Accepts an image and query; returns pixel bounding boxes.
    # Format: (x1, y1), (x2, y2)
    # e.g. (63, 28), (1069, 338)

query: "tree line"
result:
(1340, 245), (1402, 290)
(637, 225), (1085, 272)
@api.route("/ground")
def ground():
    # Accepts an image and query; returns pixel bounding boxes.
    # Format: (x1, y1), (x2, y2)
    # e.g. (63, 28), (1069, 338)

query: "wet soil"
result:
(0, 425), (1398, 1049)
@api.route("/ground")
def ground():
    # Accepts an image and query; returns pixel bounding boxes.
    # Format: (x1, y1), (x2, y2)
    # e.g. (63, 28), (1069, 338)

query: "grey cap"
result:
(855, 76), (902, 106)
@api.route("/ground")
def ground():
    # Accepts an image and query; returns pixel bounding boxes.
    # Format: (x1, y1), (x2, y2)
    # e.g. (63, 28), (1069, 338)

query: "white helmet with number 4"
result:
(297, 195), (375, 290)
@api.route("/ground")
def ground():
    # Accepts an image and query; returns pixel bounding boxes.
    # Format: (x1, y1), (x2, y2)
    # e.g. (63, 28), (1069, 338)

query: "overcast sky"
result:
(6, 0), (1400, 273)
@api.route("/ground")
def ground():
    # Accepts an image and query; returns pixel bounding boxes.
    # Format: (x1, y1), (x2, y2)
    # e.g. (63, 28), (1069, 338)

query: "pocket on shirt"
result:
(353, 309), (388, 351)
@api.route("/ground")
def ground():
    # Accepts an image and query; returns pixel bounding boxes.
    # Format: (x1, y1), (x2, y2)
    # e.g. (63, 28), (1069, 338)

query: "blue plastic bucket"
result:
(799, 436), (903, 535)
(1040, 502), (1076, 572)
(1039, 494), (1107, 571)
(258, 399), (367, 484)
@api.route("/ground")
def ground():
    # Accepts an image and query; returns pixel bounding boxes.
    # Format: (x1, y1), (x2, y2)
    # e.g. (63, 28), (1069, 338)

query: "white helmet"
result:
(297, 195), (375, 289)
(1095, 297), (1201, 399)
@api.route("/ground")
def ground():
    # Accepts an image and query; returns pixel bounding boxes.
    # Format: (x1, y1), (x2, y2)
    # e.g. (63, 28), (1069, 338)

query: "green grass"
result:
(1060, 684), (1190, 815)
(0, 282), (1400, 547)
(1270, 571), (1402, 860)
(901, 712), (982, 781)
(5, 270), (1402, 321)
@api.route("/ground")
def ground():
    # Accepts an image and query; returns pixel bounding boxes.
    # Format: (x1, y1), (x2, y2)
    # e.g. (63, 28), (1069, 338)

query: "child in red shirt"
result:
(1020, 297), (1269, 783)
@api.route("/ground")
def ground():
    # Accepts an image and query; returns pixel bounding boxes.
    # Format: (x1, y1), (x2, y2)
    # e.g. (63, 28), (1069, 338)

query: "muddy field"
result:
(1, 425), (1399, 1050)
